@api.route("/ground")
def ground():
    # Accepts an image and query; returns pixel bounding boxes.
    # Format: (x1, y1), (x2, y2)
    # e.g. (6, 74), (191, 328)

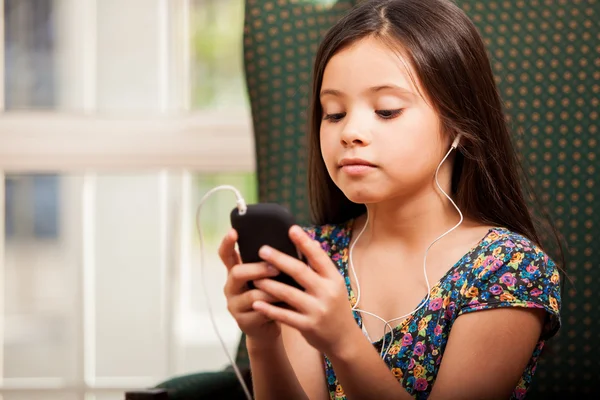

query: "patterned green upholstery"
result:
(146, 0), (597, 398)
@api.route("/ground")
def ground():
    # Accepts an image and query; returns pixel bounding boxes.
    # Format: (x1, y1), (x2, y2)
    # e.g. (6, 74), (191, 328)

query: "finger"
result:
(235, 310), (277, 330)
(288, 225), (338, 278)
(252, 300), (310, 331)
(258, 245), (318, 289)
(228, 288), (279, 314)
(218, 229), (241, 270)
(225, 262), (280, 295)
(253, 278), (317, 313)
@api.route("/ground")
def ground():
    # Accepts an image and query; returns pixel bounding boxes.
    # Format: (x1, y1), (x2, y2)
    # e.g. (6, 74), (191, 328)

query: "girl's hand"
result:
(218, 228), (282, 346)
(251, 225), (358, 356)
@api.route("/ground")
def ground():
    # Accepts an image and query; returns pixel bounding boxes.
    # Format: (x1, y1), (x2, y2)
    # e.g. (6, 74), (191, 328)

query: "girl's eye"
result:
(323, 112), (346, 122)
(376, 109), (403, 119)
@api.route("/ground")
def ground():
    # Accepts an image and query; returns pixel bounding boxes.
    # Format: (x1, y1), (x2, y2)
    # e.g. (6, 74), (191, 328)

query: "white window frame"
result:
(0, 111), (254, 172)
(0, 0), (254, 396)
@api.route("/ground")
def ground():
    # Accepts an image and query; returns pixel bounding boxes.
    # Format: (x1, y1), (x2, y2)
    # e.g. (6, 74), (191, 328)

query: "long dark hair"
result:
(307, 0), (562, 260)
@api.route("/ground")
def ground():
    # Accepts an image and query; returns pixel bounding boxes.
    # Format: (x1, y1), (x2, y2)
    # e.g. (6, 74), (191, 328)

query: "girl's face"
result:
(319, 36), (452, 205)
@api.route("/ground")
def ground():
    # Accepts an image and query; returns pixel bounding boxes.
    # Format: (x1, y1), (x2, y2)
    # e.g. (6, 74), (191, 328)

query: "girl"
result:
(219, 0), (561, 398)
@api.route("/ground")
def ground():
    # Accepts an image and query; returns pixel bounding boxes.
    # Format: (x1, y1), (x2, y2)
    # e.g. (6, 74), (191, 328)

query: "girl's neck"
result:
(358, 189), (465, 251)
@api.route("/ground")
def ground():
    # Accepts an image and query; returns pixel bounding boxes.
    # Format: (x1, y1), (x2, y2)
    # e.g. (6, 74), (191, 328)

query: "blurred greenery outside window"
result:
(189, 0), (256, 243)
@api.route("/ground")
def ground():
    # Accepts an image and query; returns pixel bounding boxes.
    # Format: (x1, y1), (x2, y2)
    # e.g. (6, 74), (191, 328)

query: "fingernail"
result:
(259, 246), (271, 258)
(266, 264), (279, 275)
(289, 225), (300, 237)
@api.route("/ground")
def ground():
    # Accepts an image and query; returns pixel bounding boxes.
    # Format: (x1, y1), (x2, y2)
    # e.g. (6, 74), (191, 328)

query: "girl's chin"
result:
(340, 189), (383, 205)
(340, 184), (413, 206)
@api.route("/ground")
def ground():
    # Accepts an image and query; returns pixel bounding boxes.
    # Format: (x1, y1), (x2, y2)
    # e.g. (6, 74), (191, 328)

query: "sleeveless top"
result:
(305, 220), (561, 400)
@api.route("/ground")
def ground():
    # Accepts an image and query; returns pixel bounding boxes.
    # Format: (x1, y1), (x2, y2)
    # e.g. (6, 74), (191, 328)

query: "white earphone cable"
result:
(196, 185), (252, 400)
(349, 139), (464, 359)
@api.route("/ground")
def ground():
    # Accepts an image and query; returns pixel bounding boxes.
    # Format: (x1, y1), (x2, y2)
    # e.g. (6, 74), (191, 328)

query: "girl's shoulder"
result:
(472, 226), (558, 272)
(464, 226), (561, 295)
(458, 226), (562, 339)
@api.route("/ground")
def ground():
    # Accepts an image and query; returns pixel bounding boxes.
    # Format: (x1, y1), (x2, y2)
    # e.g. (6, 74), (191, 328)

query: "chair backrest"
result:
(242, 0), (599, 397)
(460, 1), (598, 397)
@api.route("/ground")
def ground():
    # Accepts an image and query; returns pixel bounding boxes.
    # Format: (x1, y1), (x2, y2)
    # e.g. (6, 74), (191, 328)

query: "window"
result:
(1, 1), (254, 398)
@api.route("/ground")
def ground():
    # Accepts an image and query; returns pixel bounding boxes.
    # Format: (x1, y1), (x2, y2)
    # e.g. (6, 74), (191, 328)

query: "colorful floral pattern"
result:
(305, 220), (561, 400)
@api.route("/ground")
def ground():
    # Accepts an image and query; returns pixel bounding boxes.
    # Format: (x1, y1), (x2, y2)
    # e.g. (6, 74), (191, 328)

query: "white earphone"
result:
(451, 133), (462, 149)
(349, 133), (463, 358)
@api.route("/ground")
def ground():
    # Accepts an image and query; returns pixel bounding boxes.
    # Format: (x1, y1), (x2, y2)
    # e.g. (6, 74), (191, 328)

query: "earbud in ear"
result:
(451, 133), (462, 149)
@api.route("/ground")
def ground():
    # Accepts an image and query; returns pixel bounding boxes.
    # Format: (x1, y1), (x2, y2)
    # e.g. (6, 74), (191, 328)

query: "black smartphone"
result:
(230, 203), (305, 291)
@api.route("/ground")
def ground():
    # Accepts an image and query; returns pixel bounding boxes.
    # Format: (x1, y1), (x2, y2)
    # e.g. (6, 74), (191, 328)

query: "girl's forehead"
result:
(322, 36), (420, 94)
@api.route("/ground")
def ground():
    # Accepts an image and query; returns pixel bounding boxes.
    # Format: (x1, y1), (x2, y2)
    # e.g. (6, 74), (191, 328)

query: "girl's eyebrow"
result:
(320, 88), (345, 98)
(369, 84), (414, 96)
(320, 84), (415, 99)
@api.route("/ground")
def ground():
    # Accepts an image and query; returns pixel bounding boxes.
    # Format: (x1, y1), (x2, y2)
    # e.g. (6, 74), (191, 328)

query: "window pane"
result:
(191, 0), (248, 110)
(96, 0), (162, 112)
(4, 0), (172, 112)
(4, 0), (57, 110)
(3, 174), (80, 381)
(3, 0), (86, 111)
(4, 0), (251, 113)
(93, 172), (170, 379)
(3, 170), (258, 387)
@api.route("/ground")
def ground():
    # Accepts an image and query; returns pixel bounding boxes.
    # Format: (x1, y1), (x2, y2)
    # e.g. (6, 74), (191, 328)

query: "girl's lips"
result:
(340, 164), (377, 176)
(338, 157), (376, 167)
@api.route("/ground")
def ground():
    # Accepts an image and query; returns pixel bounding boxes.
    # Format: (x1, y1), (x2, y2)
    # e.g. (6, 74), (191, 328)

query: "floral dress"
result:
(305, 220), (561, 400)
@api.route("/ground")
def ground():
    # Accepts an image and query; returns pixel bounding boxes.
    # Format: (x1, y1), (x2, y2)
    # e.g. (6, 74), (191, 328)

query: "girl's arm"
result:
(246, 334), (309, 400)
(429, 307), (545, 399)
(324, 323), (415, 400)
(281, 324), (330, 399)
(218, 229), (311, 400)
(324, 308), (544, 399)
